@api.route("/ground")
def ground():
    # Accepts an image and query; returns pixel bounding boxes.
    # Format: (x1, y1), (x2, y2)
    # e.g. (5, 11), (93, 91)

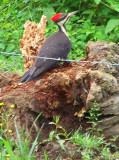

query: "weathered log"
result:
(0, 41), (119, 139)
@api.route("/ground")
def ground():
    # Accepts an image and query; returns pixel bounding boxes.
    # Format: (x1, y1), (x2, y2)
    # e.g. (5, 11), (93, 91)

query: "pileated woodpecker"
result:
(19, 11), (78, 83)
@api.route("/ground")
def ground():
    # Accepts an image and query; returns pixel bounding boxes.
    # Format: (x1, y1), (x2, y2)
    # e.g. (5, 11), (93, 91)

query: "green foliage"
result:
(0, 54), (24, 74)
(0, 0), (119, 73)
(105, 19), (119, 33)
(70, 128), (105, 150)
(70, 127), (119, 159)
(0, 104), (44, 160)
(70, 128), (104, 159)
(0, 137), (16, 160)
(45, 116), (68, 151)
(0, 103), (119, 159)
(86, 101), (103, 134)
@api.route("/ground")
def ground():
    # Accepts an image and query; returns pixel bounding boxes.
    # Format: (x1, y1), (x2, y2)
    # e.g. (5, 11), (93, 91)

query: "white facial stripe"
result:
(57, 16), (70, 37)
(60, 25), (68, 37)
(57, 16), (69, 26)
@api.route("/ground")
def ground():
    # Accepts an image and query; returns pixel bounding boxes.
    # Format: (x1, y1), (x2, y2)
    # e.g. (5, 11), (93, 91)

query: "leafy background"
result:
(0, 1), (119, 158)
(0, 0), (119, 73)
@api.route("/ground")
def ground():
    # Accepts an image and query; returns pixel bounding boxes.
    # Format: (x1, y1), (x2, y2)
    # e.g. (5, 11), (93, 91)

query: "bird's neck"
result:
(58, 24), (68, 37)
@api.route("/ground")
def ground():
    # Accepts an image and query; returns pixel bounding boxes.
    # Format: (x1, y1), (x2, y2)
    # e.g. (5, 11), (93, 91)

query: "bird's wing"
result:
(30, 32), (71, 78)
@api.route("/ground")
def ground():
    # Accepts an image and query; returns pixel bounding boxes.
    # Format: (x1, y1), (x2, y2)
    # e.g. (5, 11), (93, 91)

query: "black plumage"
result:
(19, 31), (71, 83)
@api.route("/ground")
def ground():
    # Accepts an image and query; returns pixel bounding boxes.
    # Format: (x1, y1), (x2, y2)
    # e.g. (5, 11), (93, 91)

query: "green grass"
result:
(0, 103), (44, 160)
(70, 128), (119, 160)
(0, 102), (119, 160)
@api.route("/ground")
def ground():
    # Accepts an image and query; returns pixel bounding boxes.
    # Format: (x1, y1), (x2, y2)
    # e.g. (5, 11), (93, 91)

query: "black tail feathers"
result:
(19, 69), (44, 84)
(19, 69), (30, 83)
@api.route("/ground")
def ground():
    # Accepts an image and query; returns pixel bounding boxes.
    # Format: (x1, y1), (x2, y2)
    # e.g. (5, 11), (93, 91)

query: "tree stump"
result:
(19, 15), (47, 71)
(0, 41), (119, 139)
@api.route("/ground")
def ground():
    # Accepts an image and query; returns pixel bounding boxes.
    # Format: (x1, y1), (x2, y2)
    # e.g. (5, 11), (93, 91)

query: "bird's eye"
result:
(59, 14), (67, 21)
(61, 14), (67, 19)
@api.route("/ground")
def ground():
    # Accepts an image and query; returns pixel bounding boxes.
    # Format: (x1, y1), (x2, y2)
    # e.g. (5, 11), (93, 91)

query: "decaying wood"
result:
(19, 15), (47, 71)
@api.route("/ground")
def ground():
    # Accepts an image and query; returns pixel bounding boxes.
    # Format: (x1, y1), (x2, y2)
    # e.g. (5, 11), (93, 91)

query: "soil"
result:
(0, 68), (89, 160)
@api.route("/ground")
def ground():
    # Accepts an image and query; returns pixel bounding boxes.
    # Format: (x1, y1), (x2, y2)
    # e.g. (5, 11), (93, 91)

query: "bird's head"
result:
(50, 11), (78, 25)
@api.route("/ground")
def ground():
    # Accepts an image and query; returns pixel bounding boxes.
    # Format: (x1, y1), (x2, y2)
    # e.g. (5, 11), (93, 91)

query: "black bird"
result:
(19, 11), (78, 83)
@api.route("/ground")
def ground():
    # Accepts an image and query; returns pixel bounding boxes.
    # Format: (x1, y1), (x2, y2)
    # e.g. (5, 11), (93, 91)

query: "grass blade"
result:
(15, 121), (23, 155)
(44, 149), (48, 160)
(30, 112), (42, 133)
(28, 122), (45, 159)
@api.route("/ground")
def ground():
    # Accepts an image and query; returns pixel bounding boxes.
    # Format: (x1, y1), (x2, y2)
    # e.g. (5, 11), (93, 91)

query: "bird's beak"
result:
(68, 11), (78, 17)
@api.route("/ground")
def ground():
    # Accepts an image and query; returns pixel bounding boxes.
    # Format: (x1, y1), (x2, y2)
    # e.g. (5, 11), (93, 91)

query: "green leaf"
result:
(82, 10), (92, 14)
(6, 45), (15, 52)
(0, 31), (4, 35)
(77, 41), (86, 48)
(94, 0), (101, 4)
(57, 139), (66, 151)
(49, 131), (55, 141)
(105, 19), (119, 34)
(77, 34), (87, 41)
(0, 43), (5, 50)
(94, 31), (107, 41)
(49, 122), (55, 125)
(113, 4), (119, 12)
(0, 138), (15, 160)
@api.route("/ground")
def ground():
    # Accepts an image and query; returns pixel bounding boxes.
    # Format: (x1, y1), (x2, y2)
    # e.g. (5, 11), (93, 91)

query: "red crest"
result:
(50, 13), (62, 22)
